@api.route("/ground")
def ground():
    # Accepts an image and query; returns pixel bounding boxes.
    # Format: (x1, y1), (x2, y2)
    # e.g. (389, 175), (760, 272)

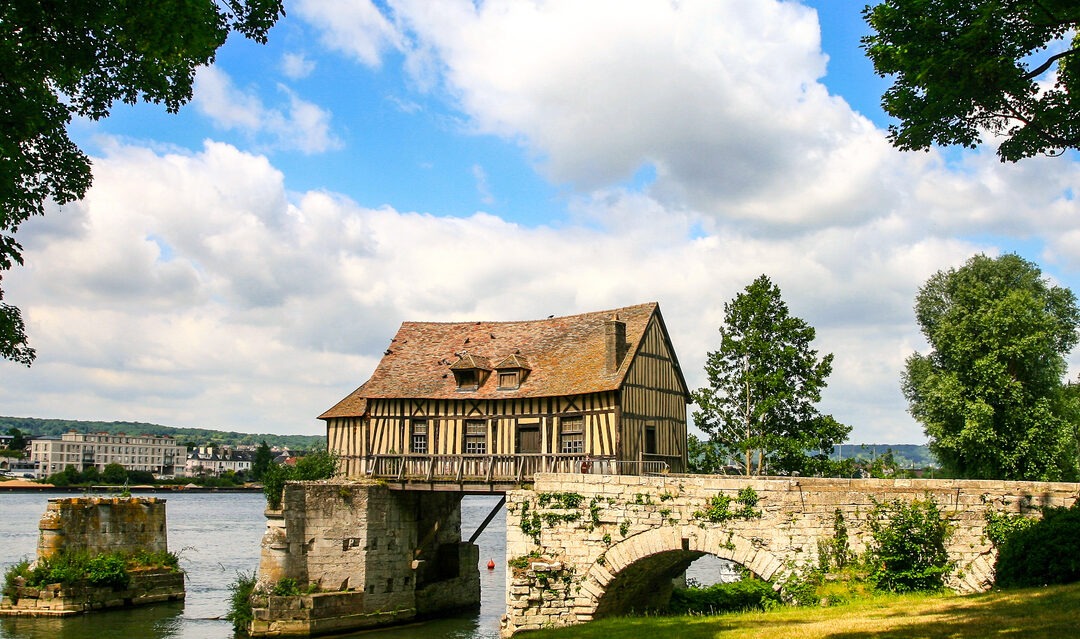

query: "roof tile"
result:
(319, 302), (660, 419)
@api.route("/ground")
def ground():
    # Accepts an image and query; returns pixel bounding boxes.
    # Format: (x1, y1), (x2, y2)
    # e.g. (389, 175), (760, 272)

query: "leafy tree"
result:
(81, 465), (101, 484)
(0, 0), (285, 365)
(903, 254), (1080, 480)
(862, 1), (1080, 161)
(686, 434), (728, 474)
(262, 449), (339, 509)
(101, 462), (127, 485)
(251, 441), (273, 481)
(692, 275), (849, 476)
(6, 427), (25, 451)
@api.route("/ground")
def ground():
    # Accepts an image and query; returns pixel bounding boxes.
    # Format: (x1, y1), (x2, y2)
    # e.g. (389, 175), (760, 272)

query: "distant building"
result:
(29, 431), (186, 478)
(185, 446), (253, 477)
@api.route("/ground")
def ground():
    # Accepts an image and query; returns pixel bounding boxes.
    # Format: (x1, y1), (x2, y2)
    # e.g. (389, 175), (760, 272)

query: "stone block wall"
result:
(251, 480), (480, 637)
(1, 571), (185, 616)
(502, 474), (1080, 635)
(37, 497), (168, 559)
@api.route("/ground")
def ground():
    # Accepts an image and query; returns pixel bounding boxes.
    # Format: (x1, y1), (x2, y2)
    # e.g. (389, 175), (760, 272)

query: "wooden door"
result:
(518, 426), (540, 453)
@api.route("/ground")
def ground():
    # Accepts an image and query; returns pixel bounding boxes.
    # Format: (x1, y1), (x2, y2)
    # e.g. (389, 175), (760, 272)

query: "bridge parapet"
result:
(502, 474), (1080, 636)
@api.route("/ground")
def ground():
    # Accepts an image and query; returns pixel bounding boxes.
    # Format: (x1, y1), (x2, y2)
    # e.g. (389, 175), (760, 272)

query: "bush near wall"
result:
(668, 578), (781, 615)
(995, 503), (1080, 588)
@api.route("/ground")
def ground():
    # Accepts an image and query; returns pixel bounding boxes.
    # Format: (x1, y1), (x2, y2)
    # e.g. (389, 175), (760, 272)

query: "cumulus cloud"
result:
(281, 52), (317, 79)
(369, 0), (898, 228)
(0, 140), (998, 440)
(293, 0), (403, 67)
(194, 66), (342, 154)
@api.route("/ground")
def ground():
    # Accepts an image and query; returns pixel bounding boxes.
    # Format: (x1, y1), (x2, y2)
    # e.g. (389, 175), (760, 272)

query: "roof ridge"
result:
(399, 302), (658, 327)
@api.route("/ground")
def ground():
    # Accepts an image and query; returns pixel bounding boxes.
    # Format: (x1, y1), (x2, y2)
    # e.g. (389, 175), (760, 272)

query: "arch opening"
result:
(592, 550), (765, 619)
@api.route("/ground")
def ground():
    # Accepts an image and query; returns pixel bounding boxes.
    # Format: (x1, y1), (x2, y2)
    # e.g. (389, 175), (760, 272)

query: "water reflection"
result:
(0, 602), (185, 639)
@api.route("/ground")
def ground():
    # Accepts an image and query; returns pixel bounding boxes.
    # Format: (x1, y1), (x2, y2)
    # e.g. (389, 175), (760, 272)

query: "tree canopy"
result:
(1, 0), (285, 365)
(862, 0), (1080, 161)
(903, 253), (1080, 481)
(691, 275), (848, 476)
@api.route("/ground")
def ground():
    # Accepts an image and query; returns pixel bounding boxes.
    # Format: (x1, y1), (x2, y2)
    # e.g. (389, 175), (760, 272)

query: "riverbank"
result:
(0, 479), (261, 493)
(525, 583), (1080, 639)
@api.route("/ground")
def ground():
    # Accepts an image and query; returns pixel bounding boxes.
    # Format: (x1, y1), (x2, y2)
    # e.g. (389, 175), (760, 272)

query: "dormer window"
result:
(498, 371), (519, 389)
(495, 354), (531, 390)
(450, 353), (491, 391)
(455, 369), (479, 390)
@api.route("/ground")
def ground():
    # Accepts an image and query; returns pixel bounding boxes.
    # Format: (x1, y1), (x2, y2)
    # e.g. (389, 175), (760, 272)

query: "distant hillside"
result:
(833, 443), (938, 468)
(0, 416), (324, 451)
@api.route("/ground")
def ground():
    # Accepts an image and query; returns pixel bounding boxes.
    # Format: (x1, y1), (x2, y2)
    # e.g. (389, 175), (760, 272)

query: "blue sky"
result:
(4, 0), (1079, 444)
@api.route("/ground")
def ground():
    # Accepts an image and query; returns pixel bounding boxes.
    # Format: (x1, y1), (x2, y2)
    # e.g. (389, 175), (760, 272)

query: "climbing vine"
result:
(693, 487), (762, 523)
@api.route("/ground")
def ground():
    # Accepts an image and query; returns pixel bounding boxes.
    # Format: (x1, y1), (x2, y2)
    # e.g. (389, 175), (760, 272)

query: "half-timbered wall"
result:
(619, 315), (688, 472)
(327, 393), (622, 478)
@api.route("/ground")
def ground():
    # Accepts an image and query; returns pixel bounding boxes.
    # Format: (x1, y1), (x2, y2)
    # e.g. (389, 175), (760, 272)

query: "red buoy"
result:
(487, 559), (496, 570)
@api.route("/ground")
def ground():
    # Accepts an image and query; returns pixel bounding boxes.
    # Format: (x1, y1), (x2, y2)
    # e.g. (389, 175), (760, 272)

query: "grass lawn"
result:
(525, 583), (1080, 639)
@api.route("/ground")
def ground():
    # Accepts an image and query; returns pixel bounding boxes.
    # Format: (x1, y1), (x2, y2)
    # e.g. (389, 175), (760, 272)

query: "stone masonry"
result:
(1, 497), (184, 617)
(38, 497), (168, 559)
(502, 474), (1080, 635)
(251, 480), (480, 636)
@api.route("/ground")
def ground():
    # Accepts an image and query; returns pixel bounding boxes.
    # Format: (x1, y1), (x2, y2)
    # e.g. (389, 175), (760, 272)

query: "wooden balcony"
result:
(342, 454), (670, 492)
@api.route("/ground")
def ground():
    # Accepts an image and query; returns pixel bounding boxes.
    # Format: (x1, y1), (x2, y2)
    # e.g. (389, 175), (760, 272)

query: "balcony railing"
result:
(351, 453), (669, 485)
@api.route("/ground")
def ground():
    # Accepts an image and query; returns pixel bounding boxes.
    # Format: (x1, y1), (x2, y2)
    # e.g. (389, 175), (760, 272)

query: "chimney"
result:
(605, 313), (628, 373)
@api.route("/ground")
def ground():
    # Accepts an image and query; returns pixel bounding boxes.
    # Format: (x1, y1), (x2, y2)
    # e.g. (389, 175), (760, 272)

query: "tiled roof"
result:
(320, 302), (669, 419)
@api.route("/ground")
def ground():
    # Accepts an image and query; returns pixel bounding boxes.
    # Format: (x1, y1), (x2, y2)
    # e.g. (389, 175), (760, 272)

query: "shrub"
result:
(262, 449), (339, 509)
(669, 577), (781, 615)
(3, 560), (30, 599)
(225, 570), (257, 632)
(995, 503), (1080, 588)
(86, 554), (130, 589)
(272, 577), (301, 596)
(865, 496), (953, 593)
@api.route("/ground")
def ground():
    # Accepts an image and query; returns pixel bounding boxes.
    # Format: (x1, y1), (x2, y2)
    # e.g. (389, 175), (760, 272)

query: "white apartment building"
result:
(30, 431), (187, 478)
(184, 446), (253, 477)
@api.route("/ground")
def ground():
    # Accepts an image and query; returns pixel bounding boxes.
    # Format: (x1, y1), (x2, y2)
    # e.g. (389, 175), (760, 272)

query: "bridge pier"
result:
(250, 480), (480, 637)
(501, 473), (1080, 636)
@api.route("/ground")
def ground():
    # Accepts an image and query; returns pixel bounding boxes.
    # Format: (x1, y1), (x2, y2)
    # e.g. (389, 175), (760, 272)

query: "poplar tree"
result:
(692, 275), (847, 475)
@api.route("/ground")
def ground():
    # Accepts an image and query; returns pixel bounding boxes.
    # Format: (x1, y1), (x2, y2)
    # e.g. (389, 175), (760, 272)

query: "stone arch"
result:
(583, 525), (787, 619)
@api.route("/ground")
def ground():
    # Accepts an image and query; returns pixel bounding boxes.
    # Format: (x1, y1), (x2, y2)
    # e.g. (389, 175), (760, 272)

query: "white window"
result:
(560, 416), (584, 454)
(411, 420), (428, 454)
(464, 420), (487, 454)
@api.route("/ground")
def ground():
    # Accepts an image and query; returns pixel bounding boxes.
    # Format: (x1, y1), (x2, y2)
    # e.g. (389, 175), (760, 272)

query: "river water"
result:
(0, 491), (508, 639)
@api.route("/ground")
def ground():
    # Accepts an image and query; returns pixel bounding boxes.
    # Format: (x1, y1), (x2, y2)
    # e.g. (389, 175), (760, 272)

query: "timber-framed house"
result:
(321, 302), (690, 488)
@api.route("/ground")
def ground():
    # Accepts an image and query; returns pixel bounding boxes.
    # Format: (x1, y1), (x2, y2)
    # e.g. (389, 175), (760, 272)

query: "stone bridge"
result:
(501, 473), (1080, 635)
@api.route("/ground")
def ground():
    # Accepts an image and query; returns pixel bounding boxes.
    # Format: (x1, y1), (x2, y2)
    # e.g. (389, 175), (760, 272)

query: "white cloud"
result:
(378, 0), (895, 227)
(194, 66), (342, 154)
(281, 52), (317, 79)
(293, 0), (403, 67)
(0, 140), (993, 440)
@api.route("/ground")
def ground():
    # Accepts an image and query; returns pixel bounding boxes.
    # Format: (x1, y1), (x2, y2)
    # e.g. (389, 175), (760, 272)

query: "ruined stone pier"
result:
(0, 496), (184, 617)
(250, 480), (481, 636)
